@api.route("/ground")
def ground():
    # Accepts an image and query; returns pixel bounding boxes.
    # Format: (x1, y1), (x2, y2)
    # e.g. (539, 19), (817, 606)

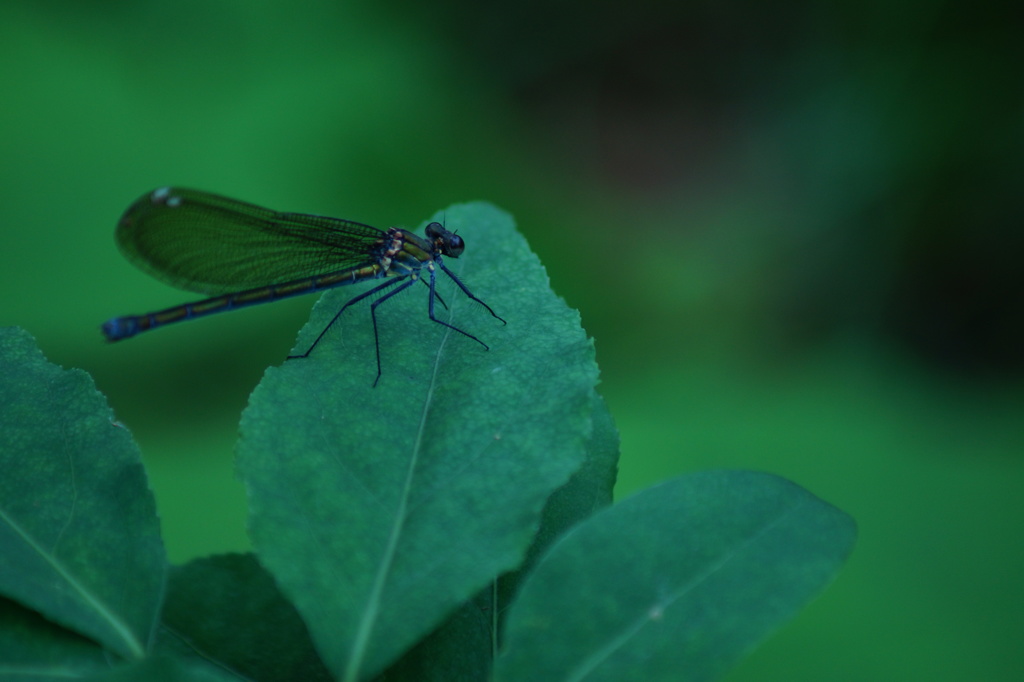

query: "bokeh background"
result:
(2, 1), (1022, 679)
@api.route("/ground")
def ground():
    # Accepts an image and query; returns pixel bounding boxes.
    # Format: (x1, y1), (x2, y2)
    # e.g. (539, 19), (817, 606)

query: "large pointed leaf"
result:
(0, 327), (166, 660)
(495, 470), (857, 682)
(237, 203), (599, 680)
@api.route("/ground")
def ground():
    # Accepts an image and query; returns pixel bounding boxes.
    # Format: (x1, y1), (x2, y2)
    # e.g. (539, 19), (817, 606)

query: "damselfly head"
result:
(426, 221), (465, 258)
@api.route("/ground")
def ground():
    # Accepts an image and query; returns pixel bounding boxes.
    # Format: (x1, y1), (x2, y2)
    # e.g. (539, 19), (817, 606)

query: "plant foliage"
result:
(0, 202), (855, 681)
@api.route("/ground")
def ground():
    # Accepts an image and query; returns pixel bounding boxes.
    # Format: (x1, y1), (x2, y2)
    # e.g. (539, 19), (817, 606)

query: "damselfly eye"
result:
(445, 233), (465, 257)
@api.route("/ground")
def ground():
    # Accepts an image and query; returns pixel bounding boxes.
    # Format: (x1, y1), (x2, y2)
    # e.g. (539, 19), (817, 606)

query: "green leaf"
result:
(495, 470), (857, 682)
(236, 203), (599, 680)
(158, 554), (332, 682)
(0, 327), (166, 660)
(374, 589), (494, 682)
(78, 653), (240, 682)
(0, 596), (111, 677)
(506, 392), (619, 586)
(495, 391), (619, 627)
(379, 393), (619, 682)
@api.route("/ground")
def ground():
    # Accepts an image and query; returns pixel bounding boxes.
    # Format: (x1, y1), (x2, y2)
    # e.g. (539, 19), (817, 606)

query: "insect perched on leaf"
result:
(102, 187), (505, 385)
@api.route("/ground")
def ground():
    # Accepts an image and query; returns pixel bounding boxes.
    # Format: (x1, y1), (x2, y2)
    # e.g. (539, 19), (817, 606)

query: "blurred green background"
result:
(2, 0), (1022, 679)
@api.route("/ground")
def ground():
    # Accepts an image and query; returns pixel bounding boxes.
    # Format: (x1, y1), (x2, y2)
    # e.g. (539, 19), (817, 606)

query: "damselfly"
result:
(102, 187), (505, 385)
